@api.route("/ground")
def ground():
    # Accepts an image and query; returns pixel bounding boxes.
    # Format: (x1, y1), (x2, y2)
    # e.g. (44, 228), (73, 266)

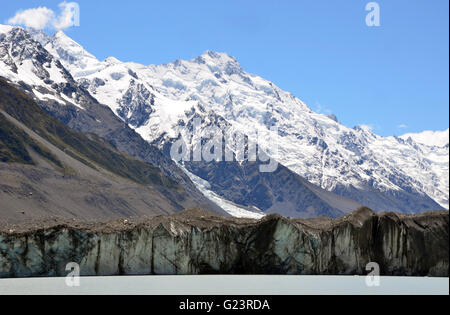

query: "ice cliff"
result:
(0, 208), (448, 278)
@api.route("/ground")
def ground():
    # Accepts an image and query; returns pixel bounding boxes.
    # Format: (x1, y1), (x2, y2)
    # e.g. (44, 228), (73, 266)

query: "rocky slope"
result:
(0, 78), (228, 223)
(24, 27), (448, 214)
(0, 26), (226, 216)
(0, 208), (448, 278)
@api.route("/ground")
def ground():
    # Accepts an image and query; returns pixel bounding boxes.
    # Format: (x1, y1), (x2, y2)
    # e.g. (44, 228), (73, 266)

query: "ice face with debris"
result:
(1, 208), (448, 277)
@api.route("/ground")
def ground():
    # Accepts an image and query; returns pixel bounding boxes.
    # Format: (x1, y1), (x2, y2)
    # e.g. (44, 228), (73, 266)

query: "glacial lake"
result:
(0, 276), (448, 295)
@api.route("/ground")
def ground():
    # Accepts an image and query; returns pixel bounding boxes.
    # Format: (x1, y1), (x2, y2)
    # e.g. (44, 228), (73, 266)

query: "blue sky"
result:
(1, 0), (449, 136)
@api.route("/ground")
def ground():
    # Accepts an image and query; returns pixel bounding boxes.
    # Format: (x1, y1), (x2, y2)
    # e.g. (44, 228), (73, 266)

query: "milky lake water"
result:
(0, 276), (448, 295)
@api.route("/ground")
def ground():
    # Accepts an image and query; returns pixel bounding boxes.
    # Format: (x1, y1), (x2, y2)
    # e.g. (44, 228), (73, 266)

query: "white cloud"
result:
(397, 124), (408, 129)
(7, 7), (54, 29)
(7, 2), (79, 30)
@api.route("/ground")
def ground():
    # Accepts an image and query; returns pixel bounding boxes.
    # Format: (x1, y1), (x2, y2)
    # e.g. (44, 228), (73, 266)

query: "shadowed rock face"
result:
(0, 208), (448, 278)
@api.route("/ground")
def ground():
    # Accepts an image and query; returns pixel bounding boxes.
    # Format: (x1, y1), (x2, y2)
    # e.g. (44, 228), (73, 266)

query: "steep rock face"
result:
(0, 208), (448, 278)
(117, 81), (155, 128)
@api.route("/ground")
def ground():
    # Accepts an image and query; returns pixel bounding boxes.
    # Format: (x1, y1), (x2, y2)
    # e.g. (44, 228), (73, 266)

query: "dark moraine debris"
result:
(0, 207), (448, 278)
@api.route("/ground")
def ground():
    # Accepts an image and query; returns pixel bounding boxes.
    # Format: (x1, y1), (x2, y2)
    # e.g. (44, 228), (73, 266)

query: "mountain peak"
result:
(36, 29), (101, 78)
(24, 27), (51, 46)
(104, 56), (121, 64)
(0, 25), (29, 38)
(191, 50), (238, 64)
(203, 50), (232, 59)
(51, 29), (79, 46)
(54, 30), (68, 39)
(192, 50), (243, 75)
(201, 50), (239, 64)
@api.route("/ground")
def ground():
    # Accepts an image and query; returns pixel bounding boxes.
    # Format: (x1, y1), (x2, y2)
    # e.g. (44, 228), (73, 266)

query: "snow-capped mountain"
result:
(2, 26), (447, 217)
(27, 28), (448, 214)
(0, 26), (84, 109)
